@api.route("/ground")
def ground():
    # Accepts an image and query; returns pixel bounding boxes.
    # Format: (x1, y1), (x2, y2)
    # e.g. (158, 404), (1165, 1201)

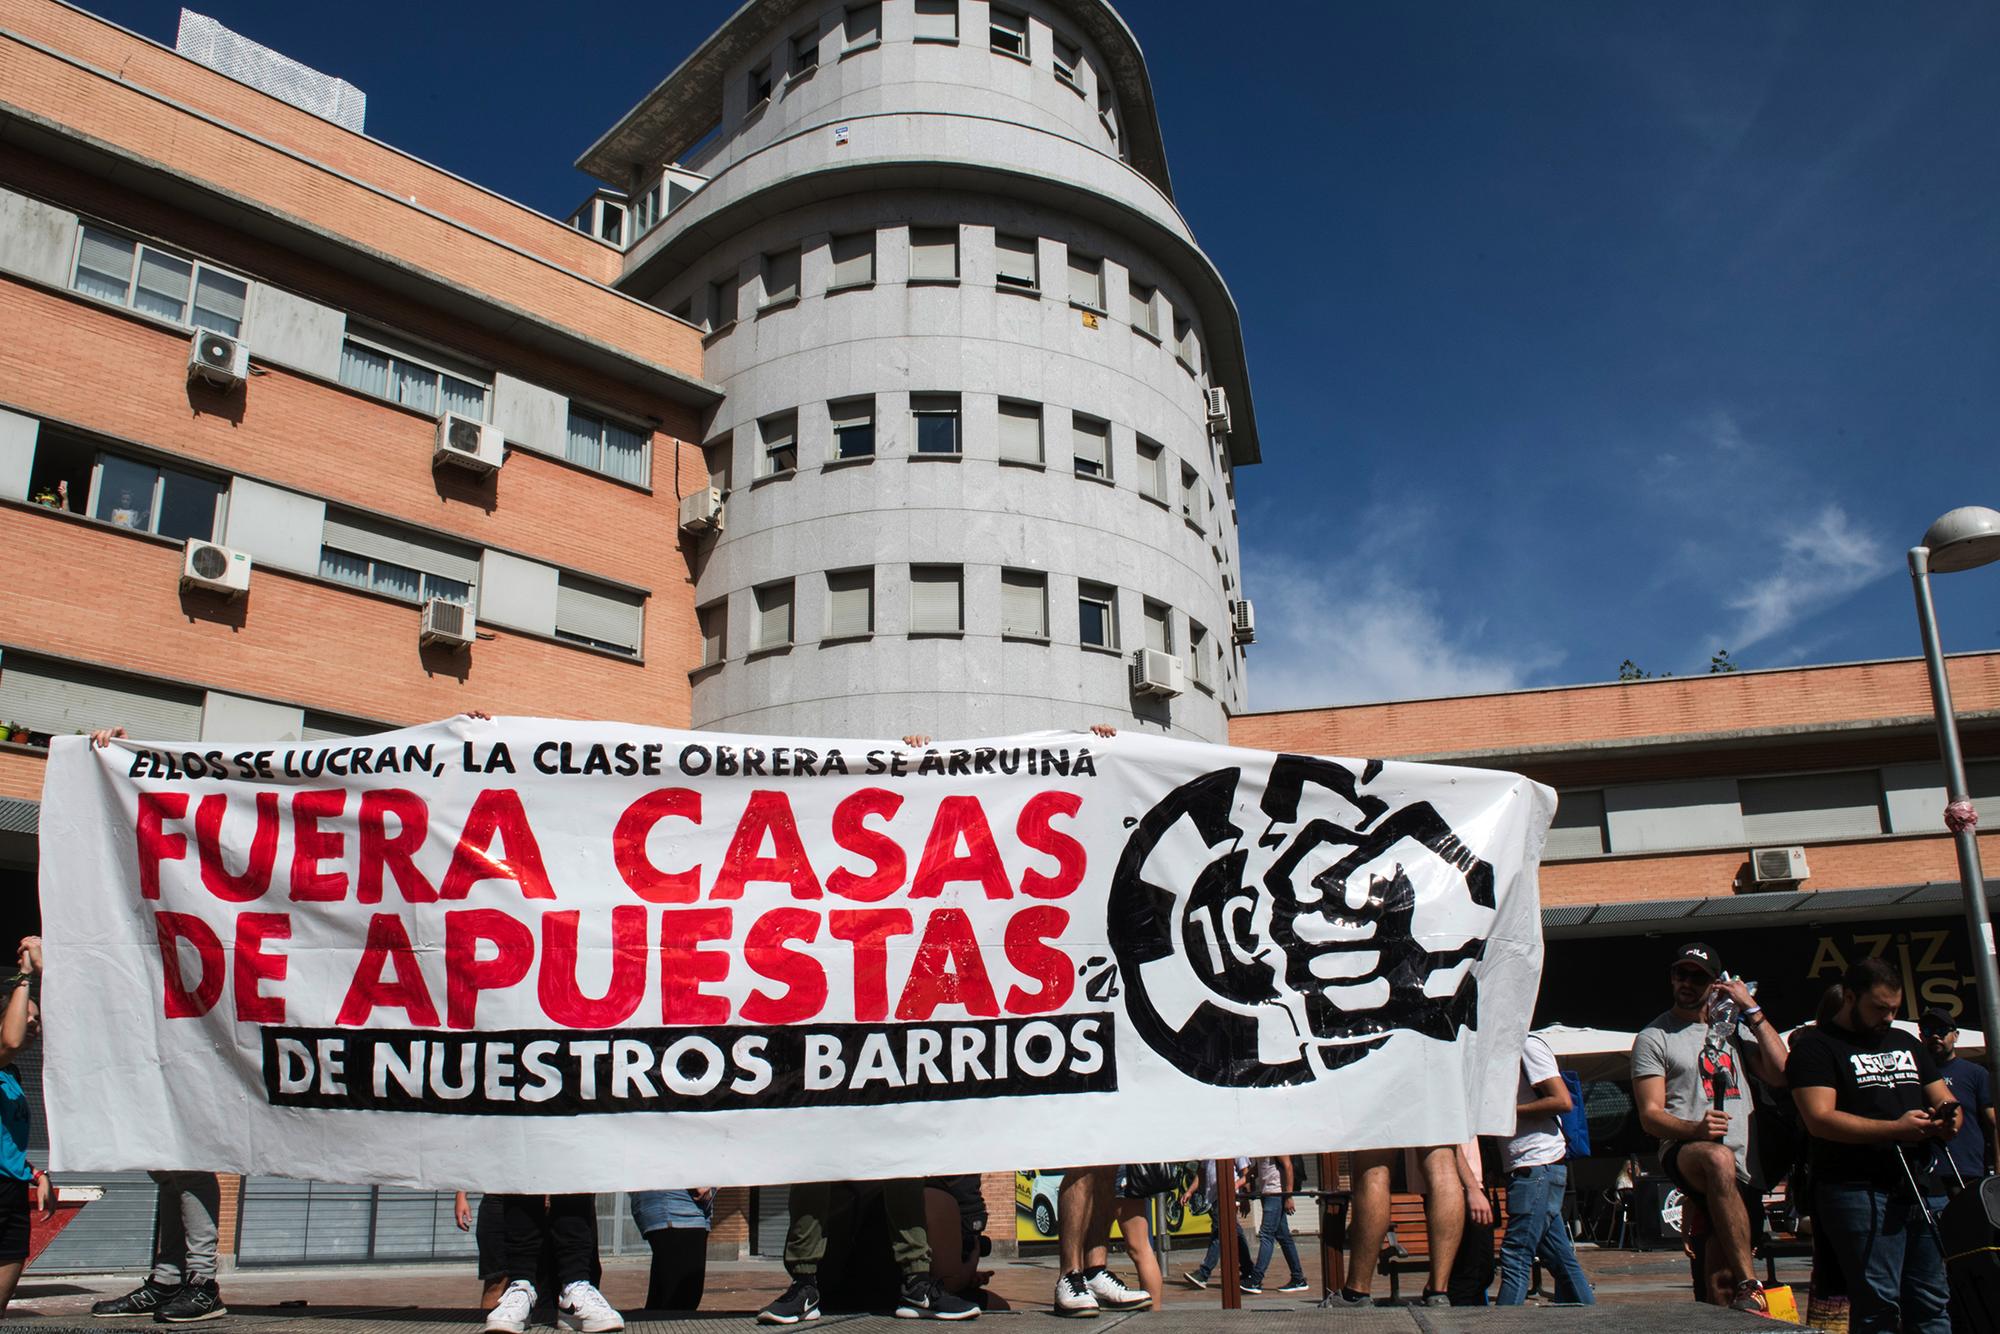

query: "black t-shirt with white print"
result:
(1786, 1020), (1943, 1189)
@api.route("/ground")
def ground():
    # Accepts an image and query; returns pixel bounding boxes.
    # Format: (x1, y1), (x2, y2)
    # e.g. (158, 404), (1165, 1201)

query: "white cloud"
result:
(1718, 503), (1889, 652)
(1242, 520), (1556, 710)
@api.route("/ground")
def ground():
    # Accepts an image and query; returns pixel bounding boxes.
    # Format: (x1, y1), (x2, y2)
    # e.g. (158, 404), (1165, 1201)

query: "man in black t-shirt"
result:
(1787, 956), (1957, 1334)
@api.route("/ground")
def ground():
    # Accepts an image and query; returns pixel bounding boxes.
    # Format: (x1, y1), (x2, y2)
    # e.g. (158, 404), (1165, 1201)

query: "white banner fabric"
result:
(39, 719), (1550, 1193)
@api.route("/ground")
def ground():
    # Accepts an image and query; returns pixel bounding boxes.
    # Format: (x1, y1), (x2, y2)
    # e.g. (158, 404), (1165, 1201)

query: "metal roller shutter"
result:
(910, 567), (961, 634)
(998, 403), (1042, 464)
(14, 1048), (156, 1272)
(826, 571), (872, 639)
(1001, 572), (1046, 638)
(555, 579), (644, 653)
(235, 1180), (480, 1265)
(0, 655), (202, 741)
(321, 513), (479, 586)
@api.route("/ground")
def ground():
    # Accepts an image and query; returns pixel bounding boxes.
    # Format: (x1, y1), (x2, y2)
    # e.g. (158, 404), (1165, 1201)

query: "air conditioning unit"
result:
(186, 329), (249, 389)
(180, 538), (251, 595)
(433, 414), (505, 473)
(678, 486), (725, 533)
(419, 597), (476, 649)
(1231, 599), (1256, 645)
(1749, 845), (1810, 884)
(1130, 648), (1186, 698)
(1203, 386), (1230, 434)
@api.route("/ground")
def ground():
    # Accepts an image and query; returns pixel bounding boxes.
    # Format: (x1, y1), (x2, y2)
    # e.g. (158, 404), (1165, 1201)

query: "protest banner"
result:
(38, 718), (1551, 1192)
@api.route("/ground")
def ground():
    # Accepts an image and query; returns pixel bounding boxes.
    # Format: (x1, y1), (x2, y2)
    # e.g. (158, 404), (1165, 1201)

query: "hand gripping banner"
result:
(38, 719), (1551, 1192)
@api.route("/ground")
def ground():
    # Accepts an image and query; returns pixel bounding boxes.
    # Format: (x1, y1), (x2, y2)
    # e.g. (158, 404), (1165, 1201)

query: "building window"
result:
(998, 399), (1043, 465)
(845, 2), (881, 49)
(1136, 439), (1167, 504)
(912, 394), (962, 455)
(1128, 280), (1158, 338)
(830, 398), (875, 459)
(1189, 621), (1211, 687)
(1180, 465), (1204, 530)
(0, 654), (204, 743)
(339, 333), (489, 419)
(759, 412), (799, 476)
(990, 6), (1028, 59)
(708, 273), (740, 330)
(72, 226), (249, 337)
(1143, 599), (1173, 655)
(1072, 414), (1109, 479)
(555, 575), (644, 656)
(763, 247), (801, 307)
(826, 568), (874, 638)
(319, 512), (476, 607)
(909, 227), (959, 283)
(705, 437), (733, 494)
(914, 0), (958, 42)
(1067, 251), (1105, 311)
(910, 565), (964, 634)
(753, 580), (795, 651)
(830, 232), (876, 289)
(320, 552), (468, 605)
(1053, 35), (1083, 92)
(1175, 314), (1202, 374)
(995, 233), (1039, 292)
(1741, 772), (1888, 842)
(1078, 581), (1118, 649)
(89, 452), (225, 542)
(1098, 80), (1119, 147)
(1001, 570), (1048, 639)
(565, 407), (650, 485)
(698, 600), (728, 667)
(791, 27), (821, 77)
(1546, 789), (1607, 859)
(748, 61), (774, 109)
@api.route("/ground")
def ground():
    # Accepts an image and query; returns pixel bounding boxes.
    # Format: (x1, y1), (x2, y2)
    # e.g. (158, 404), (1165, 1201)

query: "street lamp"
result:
(1909, 505), (2000, 1095)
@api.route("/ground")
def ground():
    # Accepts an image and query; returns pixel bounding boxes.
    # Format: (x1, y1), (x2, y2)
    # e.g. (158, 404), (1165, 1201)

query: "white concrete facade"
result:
(585, 0), (1260, 741)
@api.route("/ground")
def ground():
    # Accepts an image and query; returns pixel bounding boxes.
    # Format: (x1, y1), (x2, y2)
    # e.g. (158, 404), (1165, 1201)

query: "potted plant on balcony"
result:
(5, 723), (28, 745)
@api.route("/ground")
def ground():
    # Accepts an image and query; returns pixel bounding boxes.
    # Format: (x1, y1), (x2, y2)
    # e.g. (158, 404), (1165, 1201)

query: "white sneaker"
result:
(559, 1281), (625, 1332)
(483, 1280), (534, 1334)
(1085, 1269), (1150, 1311)
(1054, 1271), (1099, 1318)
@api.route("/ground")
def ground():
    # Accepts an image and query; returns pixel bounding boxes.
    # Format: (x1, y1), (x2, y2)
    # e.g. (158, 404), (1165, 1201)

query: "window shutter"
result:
(914, 0), (957, 41)
(1546, 790), (1608, 858)
(76, 227), (136, 292)
(1129, 283), (1155, 334)
(1137, 443), (1164, 499)
(1073, 418), (1108, 474)
(846, 2), (881, 45)
(302, 713), (379, 742)
(700, 603), (728, 665)
(321, 512), (479, 586)
(555, 578), (643, 652)
(995, 235), (1038, 288)
(1067, 253), (1103, 309)
(1001, 572), (1047, 638)
(910, 567), (962, 633)
(1144, 604), (1170, 653)
(764, 249), (801, 304)
(0, 656), (202, 740)
(910, 229), (958, 281)
(1740, 772), (1886, 842)
(998, 402), (1042, 463)
(831, 233), (874, 287)
(755, 583), (794, 649)
(827, 571), (873, 638)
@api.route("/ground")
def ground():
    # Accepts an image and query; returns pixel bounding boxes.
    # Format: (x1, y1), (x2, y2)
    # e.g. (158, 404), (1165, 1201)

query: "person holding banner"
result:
(0, 935), (52, 1319)
(482, 1193), (622, 1332)
(760, 1178), (979, 1323)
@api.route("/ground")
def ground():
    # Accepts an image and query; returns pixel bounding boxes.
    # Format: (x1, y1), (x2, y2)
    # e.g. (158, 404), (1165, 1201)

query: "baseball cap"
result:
(1919, 1008), (1958, 1038)
(1672, 942), (1720, 977)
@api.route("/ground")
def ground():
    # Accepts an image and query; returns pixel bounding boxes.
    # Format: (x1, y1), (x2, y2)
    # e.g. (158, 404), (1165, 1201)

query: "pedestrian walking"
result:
(1243, 1157), (1308, 1294)
(1495, 1033), (1593, 1305)
(1180, 1159), (1250, 1291)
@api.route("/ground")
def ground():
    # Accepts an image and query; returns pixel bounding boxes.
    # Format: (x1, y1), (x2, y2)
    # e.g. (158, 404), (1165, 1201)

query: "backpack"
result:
(1557, 1069), (1591, 1160)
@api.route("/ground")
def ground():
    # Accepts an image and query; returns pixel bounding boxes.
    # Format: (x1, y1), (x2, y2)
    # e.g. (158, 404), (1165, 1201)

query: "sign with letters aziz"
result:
(38, 719), (1551, 1192)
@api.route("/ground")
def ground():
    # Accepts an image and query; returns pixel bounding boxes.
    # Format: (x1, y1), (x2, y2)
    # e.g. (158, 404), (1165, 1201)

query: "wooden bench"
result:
(1314, 1187), (1507, 1302)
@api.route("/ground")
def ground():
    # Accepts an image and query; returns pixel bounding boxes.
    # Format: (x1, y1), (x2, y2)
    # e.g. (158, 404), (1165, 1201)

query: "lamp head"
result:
(1922, 507), (2000, 573)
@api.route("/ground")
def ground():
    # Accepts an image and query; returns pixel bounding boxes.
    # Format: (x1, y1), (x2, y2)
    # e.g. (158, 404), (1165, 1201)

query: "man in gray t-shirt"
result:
(1630, 941), (1789, 1312)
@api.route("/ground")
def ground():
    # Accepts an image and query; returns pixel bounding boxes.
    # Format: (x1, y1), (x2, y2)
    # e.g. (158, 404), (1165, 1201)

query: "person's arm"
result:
(1716, 979), (1788, 1087)
(1635, 1073), (1728, 1143)
(1520, 1074), (1571, 1121)
(1457, 1141), (1492, 1226)
(1280, 1155), (1296, 1214)
(1792, 1085), (1947, 1145)
(0, 937), (38, 1064)
(454, 1191), (472, 1231)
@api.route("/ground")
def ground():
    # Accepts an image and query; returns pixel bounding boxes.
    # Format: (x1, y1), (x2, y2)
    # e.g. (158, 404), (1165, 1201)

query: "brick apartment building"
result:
(1233, 652), (2000, 1176)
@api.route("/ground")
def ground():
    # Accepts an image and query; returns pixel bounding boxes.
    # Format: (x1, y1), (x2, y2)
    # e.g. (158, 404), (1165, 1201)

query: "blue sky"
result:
(78, 0), (2000, 709)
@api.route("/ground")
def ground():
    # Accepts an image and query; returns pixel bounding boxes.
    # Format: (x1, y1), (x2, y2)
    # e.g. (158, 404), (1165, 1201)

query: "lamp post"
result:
(1909, 505), (2000, 1094)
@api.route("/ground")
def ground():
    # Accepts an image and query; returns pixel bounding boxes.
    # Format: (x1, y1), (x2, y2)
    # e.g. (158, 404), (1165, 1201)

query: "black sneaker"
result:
(1181, 1270), (1210, 1290)
(759, 1279), (822, 1326)
(1316, 1289), (1372, 1309)
(154, 1279), (227, 1323)
(1278, 1277), (1311, 1293)
(1239, 1279), (1263, 1294)
(91, 1280), (177, 1319)
(895, 1275), (980, 1321)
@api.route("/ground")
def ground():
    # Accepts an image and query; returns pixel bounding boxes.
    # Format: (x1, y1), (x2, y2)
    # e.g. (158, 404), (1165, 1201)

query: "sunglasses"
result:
(1670, 967), (1713, 983)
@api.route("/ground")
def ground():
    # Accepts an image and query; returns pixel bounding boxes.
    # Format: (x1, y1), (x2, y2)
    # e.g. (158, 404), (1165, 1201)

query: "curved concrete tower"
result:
(581, 0), (1260, 741)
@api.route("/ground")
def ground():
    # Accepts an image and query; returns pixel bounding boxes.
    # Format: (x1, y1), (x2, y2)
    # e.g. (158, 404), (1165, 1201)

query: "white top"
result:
(1505, 1034), (1567, 1171)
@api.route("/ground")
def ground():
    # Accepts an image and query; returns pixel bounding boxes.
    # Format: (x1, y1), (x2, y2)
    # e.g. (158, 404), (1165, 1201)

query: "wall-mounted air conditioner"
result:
(180, 538), (251, 595)
(420, 597), (476, 649)
(186, 329), (249, 389)
(1130, 648), (1186, 698)
(1203, 386), (1231, 436)
(1750, 845), (1810, 884)
(678, 487), (725, 533)
(1231, 599), (1256, 645)
(434, 414), (505, 473)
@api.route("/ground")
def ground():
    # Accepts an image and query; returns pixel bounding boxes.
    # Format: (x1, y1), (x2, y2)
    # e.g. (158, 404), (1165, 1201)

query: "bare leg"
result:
(1112, 1196), (1164, 1307)
(1418, 1146), (1465, 1293)
(1679, 1144), (1752, 1304)
(1344, 1149), (1394, 1295)
(0, 1258), (22, 1312)
(481, 1278), (509, 1311)
(1059, 1168), (1108, 1276)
